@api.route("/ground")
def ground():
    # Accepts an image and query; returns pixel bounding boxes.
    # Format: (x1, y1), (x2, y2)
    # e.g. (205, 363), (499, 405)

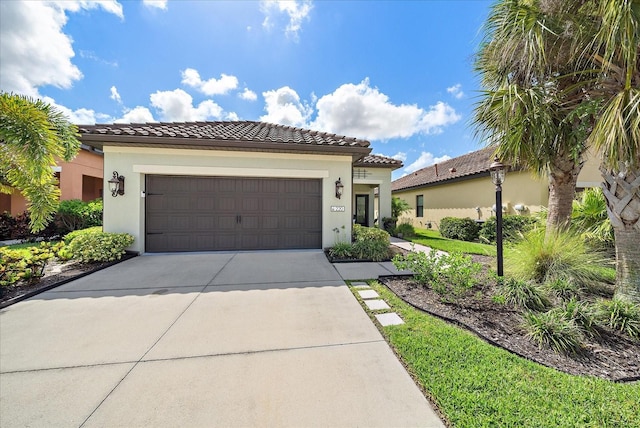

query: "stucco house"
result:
(0, 145), (103, 216)
(78, 121), (402, 253)
(392, 147), (602, 229)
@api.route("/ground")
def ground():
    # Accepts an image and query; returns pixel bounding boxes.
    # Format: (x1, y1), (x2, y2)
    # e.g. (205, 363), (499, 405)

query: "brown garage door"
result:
(145, 176), (322, 252)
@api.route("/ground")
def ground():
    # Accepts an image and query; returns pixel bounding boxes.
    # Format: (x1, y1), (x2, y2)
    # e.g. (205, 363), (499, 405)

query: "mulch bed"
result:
(0, 253), (137, 309)
(380, 254), (640, 382)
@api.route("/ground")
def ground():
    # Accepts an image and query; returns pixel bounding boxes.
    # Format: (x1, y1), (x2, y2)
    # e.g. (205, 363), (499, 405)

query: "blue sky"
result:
(0, 0), (493, 179)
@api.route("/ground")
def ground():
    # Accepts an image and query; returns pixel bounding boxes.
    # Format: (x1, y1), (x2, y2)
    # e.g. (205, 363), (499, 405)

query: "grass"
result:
(409, 228), (496, 256)
(352, 281), (640, 427)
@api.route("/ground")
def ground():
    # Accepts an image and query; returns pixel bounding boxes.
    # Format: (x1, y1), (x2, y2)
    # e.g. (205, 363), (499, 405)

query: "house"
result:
(77, 121), (402, 253)
(391, 147), (602, 229)
(0, 145), (104, 216)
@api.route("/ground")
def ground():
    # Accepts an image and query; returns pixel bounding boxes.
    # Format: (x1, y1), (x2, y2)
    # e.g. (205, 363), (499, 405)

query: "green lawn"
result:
(353, 281), (640, 427)
(408, 228), (496, 256)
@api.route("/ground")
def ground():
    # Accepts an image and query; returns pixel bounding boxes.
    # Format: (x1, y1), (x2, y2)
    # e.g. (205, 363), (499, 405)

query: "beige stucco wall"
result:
(102, 146), (355, 253)
(395, 153), (604, 230)
(395, 171), (549, 229)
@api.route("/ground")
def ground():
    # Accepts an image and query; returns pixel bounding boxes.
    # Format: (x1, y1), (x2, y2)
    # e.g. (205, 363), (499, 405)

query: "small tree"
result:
(0, 92), (80, 232)
(391, 196), (411, 219)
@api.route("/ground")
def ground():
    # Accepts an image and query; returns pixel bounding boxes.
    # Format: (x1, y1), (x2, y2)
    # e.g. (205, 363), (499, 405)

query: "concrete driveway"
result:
(0, 251), (443, 427)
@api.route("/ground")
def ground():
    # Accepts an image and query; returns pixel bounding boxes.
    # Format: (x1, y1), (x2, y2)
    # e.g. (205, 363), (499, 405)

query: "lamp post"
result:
(489, 157), (507, 276)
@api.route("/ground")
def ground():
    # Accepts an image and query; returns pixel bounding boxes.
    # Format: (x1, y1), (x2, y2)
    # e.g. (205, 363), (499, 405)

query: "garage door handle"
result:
(236, 215), (242, 223)
(146, 193), (164, 196)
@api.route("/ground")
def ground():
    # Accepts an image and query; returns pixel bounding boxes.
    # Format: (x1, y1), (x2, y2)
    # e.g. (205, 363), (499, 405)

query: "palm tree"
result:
(0, 92), (81, 232)
(583, 0), (640, 302)
(476, 0), (640, 302)
(474, 0), (591, 231)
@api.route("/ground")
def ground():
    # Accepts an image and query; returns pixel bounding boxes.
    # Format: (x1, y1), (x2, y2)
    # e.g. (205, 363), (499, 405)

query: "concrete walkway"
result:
(0, 250), (444, 427)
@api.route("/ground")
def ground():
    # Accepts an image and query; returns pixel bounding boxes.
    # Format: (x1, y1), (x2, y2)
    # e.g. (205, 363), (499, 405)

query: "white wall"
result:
(103, 146), (354, 253)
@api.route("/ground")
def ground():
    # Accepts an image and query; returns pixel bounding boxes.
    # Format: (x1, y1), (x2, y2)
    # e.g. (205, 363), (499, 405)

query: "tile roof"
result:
(392, 147), (496, 191)
(78, 121), (370, 151)
(354, 154), (403, 169)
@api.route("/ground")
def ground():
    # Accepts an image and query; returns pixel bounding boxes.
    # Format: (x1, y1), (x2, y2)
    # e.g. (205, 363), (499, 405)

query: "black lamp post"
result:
(489, 157), (507, 276)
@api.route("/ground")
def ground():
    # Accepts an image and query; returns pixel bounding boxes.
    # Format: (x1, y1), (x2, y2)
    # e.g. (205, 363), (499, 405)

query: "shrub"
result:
(495, 277), (550, 311)
(505, 227), (611, 289)
(351, 239), (390, 261)
(545, 278), (582, 301)
(394, 222), (415, 238)
(0, 245), (53, 286)
(68, 231), (134, 263)
(595, 298), (640, 339)
(328, 241), (353, 259)
(559, 299), (598, 337)
(63, 226), (102, 244)
(523, 310), (584, 355)
(479, 215), (538, 243)
(0, 212), (16, 240)
(439, 217), (480, 242)
(56, 198), (103, 234)
(392, 248), (483, 297)
(571, 187), (614, 250)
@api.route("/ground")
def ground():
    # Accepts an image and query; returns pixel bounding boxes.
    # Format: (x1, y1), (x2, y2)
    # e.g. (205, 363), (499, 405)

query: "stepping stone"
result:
(364, 299), (390, 310)
(375, 313), (404, 326)
(353, 285), (370, 289)
(358, 289), (379, 299)
(351, 282), (369, 288)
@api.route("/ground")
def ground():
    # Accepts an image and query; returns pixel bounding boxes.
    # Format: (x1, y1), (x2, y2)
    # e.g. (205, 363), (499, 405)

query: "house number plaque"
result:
(330, 206), (345, 212)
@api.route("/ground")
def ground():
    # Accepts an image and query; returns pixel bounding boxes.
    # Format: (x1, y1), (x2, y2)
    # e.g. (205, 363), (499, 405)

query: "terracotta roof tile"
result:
(392, 147), (496, 191)
(355, 154), (403, 169)
(78, 121), (370, 149)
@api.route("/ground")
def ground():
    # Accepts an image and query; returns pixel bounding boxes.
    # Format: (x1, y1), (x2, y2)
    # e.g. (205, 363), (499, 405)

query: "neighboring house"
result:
(78, 121), (402, 254)
(0, 145), (104, 216)
(392, 147), (603, 229)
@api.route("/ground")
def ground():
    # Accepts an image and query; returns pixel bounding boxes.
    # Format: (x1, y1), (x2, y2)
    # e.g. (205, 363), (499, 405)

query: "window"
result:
(416, 195), (424, 217)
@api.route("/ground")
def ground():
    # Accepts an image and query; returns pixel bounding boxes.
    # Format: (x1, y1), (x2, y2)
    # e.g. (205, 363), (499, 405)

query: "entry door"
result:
(355, 194), (369, 226)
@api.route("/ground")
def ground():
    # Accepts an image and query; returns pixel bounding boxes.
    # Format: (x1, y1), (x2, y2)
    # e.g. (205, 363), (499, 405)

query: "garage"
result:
(145, 175), (322, 252)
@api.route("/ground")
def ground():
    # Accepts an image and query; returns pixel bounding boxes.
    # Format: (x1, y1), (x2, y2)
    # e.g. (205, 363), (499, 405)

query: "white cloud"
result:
(42, 96), (100, 124)
(392, 152), (407, 162)
(143, 0), (168, 10)
(240, 88), (258, 101)
(110, 86), (122, 103)
(404, 152), (452, 174)
(0, 1), (123, 97)
(418, 102), (461, 134)
(260, 86), (312, 126)
(181, 68), (239, 96)
(115, 106), (155, 123)
(150, 88), (224, 121)
(311, 79), (460, 140)
(260, 0), (313, 40)
(226, 112), (240, 121)
(447, 83), (464, 99)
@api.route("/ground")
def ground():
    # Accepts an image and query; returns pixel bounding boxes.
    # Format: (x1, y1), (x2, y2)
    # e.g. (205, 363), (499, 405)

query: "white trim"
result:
(132, 164), (329, 178)
(354, 179), (383, 185)
(106, 146), (350, 162)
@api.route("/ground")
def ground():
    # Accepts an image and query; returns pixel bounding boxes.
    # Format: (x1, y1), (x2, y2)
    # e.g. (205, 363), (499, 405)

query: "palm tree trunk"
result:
(546, 153), (583, 230)
(601, 165), (640, 303)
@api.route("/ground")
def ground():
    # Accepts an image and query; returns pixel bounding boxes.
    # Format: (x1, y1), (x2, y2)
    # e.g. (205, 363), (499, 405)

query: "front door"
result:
(355, 194), (369, 226)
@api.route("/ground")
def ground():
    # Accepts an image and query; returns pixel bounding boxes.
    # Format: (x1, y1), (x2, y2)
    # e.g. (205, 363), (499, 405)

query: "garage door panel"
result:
(146, 176), (322, 252)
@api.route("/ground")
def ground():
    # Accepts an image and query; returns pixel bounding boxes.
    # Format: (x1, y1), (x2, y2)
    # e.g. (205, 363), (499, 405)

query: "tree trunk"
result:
(601, 165), (640, 303)
(546, 152), (583, 231)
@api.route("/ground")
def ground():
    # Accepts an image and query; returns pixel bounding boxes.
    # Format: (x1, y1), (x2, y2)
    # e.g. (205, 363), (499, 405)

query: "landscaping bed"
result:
(0, 252), (137, 308)
(381, 256), (639, 382)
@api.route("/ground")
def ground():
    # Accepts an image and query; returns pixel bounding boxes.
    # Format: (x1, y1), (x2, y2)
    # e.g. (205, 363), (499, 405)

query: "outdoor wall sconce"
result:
(335, 177), (344, 199)
(108, 171), (125, 197)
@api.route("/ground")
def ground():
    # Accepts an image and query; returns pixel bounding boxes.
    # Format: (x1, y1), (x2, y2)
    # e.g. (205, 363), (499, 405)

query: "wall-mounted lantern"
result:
(108, 171), (125, 197)
(335, 177), (344, 199)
